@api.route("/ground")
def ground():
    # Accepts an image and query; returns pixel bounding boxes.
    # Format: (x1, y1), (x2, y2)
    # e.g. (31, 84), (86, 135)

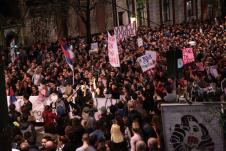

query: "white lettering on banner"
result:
(182, 48), (195, 65)
(114, 23), (136, 42)
(137, 54), (156, 72)
(108, 32), (120, 67)
(161, 103), (224, 151)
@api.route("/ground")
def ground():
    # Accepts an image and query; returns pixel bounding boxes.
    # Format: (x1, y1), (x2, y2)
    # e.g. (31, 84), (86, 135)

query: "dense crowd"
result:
(5, 18), (226, 151)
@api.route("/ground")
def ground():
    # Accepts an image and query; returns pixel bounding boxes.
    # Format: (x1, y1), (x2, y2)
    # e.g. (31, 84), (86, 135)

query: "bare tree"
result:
(72, 0), (97, 50)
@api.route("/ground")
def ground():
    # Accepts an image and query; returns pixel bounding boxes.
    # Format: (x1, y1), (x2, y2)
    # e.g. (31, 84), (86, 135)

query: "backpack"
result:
(56, 100), (66, 116)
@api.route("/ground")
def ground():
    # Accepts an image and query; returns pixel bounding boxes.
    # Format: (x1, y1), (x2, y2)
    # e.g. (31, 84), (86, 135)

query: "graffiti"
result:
(170, 115), (214, 151)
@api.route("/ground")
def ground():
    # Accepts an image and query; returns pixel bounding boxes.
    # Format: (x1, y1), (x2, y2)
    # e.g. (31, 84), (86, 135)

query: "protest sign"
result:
(137, 54), (156, 72)
(161, 103), (224, 151)
(182, 48), (194, 65)
(137, 38), (143, 47)
(209, 65), (219, 78)
(114, 23), (136, 42)
(7, 96), (24, 111)
(90, 42), (99, 53)
(108, 32), (120, 67)
(145, 51), (157, 61)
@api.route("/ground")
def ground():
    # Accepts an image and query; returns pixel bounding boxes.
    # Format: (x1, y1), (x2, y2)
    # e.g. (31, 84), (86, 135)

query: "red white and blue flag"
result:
(60, 42), (75, 71)
(10, 38), (16, 63)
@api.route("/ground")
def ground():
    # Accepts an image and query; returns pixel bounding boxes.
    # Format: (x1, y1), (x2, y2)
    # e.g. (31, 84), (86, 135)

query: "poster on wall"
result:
(161, 103), (224, 151)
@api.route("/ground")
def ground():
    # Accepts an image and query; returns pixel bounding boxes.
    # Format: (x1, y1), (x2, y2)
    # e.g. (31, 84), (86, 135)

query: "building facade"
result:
(0, 0), (224, 46)
(147, 0), (223, 27)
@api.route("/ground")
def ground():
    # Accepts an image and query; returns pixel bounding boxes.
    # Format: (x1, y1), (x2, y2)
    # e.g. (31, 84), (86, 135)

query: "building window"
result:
(163, 0), (170, 22)
(118, 11), (124, 26)
(186, 0), (193, 17)
(208, 4), (213, 19)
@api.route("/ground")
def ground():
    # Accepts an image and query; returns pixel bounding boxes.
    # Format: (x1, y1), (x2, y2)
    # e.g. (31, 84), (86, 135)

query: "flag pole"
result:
(72, 69), (75, 85)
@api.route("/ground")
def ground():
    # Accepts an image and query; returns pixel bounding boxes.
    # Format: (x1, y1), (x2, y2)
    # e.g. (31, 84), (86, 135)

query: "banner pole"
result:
(72, 69), (75, 85)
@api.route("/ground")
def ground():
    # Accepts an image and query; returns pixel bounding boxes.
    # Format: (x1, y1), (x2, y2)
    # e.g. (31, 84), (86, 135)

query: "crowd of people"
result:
(5, 18), (226, 151)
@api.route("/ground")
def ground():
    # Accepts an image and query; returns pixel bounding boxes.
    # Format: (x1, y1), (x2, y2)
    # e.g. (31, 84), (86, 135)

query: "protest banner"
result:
(182, 48), (195, 65)
(145, 51), (157, 61)
(161, 103), (224, 151)
(114, 23), (136, 42)
(90, 42), (99, 53)
(209, 65), (219, 78)
(7, 96), (24, 111)
(137, 53), (156, 72)
(94, 98), (117, 110)
(137, 38), (143, 47)
(108, 32), (120, 67)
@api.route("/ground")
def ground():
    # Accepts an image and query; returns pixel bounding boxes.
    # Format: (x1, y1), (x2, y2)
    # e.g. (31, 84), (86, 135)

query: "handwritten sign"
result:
(161, 103), (224, 151)
(145, 51), (157, 61)
(137, 54), (156, 72)
(108, 32), (120, 67)
(114, 23), (136, 42)
(90, 42), (98, 53)
(182, 48), (194, 65)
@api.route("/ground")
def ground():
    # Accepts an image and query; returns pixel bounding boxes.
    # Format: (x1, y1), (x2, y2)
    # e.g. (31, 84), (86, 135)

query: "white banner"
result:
(114, 23), (136, 42)
(90, 42), (99, 53)
(161, 103), (224, 151)
(137, 38), (143, 47)
(137, 54), (156, 72)
(145, 51), (157, 61)
(108, 32), (120, 67)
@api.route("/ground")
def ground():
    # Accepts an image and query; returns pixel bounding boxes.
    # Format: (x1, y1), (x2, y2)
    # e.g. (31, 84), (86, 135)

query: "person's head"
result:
(41, 136), (52, 149)
(128, 101), (135, 111)
(147, 138), (158, 150)
(45, 140), (56, 151)
(9, 104), (16, 111)
(132, 121), (140, 133)
(20, 142), (29, 151)
(82, 133), (90, 143)
(136, 140), (147, 151)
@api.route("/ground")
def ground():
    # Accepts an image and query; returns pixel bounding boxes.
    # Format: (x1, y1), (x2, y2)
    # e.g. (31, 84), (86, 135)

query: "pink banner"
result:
(108, 32), (120, 67)
(182, 48), (195, 65)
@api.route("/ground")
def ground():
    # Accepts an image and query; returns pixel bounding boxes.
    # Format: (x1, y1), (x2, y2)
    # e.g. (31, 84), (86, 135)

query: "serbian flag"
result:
(10, 38), (16, 63)
(60, 41), (75, 71)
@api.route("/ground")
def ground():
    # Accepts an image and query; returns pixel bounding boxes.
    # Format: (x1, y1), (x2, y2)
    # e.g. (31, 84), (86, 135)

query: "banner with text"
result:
(182, 48), (195, 65)
(114, 23), (136, 42)
(161, 103), (224, 151)
(90, 42), (99, 53)
(137, 53), (156, 72)
(108, 32), (120, 67)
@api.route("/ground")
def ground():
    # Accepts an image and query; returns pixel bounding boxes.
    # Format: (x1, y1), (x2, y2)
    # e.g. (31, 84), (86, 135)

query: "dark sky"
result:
(0, 0), (21, 18)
